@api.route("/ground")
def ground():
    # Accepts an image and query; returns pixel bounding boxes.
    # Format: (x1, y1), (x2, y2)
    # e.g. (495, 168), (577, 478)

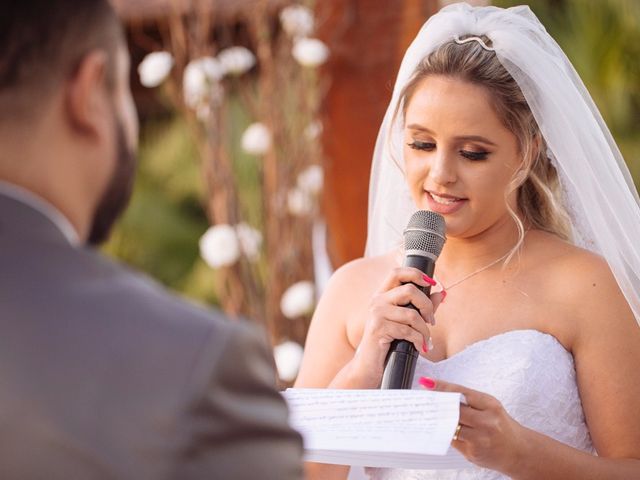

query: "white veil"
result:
(365, 3), (640, 326)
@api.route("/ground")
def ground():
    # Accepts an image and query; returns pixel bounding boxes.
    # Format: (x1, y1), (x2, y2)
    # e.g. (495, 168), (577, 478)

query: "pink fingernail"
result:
(441, 289), (447, 303)
(422, 338), (428, 353)
(423, 274), (437, 286)
(419, 377), (436, 389)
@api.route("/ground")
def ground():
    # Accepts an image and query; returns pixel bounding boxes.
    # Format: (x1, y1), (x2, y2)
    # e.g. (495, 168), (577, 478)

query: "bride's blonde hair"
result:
(394, 35), (573, 259)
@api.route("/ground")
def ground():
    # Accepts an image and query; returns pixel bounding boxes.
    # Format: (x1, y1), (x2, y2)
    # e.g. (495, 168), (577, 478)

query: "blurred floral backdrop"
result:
(106, 1), (328, 383)
(105, 0), (639, 383)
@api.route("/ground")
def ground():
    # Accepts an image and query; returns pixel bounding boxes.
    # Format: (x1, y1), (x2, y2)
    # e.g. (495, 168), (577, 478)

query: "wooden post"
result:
(316, 0), (440, 266)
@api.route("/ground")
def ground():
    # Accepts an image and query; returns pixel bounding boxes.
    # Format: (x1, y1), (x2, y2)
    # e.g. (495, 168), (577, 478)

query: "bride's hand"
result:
(420, 377), (527, 475)
(352, 267), (444, 387)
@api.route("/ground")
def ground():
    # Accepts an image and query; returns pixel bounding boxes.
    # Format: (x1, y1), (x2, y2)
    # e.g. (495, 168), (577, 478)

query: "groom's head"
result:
(0, 0), (139, 245)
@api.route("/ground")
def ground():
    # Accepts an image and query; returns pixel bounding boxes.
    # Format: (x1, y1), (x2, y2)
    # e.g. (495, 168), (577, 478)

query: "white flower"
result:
(199, 224), (241, 268)
(287, 187), (314, 216)
(235, 222), (262, 261)
(280, 281), (315, 319)
(292, 38), (329, 67)
(183, 57), (224, 108)
(280, 5), (315, 38)
(217, 46), (256, 76)
(196, 56), (225, 81)
(138, 51), (173, 87)
(273, 341), (304, 382)
(241, 122), (272, 155)
(183, 67), (206, 108)
(297, 165), (324, 195)
(304, 120), (323, 141)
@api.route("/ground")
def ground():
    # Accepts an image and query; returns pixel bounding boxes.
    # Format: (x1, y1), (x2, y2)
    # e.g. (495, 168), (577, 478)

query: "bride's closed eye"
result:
(407, 140), (435, 151)
(407, 140), (490, 161)
(460, 150), (489, 161)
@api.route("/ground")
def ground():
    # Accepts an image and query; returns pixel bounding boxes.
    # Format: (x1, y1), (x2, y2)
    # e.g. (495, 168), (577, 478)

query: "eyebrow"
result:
(406, 124), (498, 147)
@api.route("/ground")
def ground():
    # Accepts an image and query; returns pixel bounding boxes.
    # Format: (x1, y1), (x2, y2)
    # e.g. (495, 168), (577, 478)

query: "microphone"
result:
(380, 210), (446, 389)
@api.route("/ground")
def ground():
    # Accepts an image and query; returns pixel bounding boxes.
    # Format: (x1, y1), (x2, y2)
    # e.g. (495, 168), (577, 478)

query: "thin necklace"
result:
(435, 250), (511, 291)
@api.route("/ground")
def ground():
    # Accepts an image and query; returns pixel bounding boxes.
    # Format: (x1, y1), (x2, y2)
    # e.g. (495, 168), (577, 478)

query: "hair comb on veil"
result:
(453, 35), (495, 51)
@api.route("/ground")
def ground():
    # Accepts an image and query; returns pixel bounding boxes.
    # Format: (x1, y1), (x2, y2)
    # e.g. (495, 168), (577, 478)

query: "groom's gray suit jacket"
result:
(0, 192), (303, 480)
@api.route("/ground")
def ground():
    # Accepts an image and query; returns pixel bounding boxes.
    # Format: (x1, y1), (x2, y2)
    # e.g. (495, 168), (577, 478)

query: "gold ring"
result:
(452, 423), (462, 441)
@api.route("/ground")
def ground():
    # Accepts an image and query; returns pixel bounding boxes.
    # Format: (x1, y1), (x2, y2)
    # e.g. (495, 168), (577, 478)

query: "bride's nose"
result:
(428, 149), (457, 185)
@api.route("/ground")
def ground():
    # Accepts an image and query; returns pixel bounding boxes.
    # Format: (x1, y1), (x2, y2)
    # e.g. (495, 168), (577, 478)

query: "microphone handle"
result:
(380, 255), (435, 389)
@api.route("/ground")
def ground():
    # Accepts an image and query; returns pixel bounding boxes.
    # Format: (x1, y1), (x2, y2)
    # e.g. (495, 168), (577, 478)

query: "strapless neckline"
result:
(419, 329), (566, 366)
(368, 328), (594, 480)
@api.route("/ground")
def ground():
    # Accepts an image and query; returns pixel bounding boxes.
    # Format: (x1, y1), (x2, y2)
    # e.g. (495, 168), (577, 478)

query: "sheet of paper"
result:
(283, 388), (470, 469)
(305, 448), (470, 469)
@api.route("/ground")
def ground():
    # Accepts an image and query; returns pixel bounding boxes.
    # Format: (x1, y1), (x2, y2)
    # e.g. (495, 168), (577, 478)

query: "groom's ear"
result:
(64, 50), (111, 141)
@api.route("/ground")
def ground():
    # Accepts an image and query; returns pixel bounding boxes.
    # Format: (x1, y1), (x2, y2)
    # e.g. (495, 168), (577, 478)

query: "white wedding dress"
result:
(366, 329), (595, 480)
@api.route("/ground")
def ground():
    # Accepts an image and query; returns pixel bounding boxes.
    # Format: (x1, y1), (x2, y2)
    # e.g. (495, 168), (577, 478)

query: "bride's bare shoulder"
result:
(527, 230), (613, 280)
(527, 230), (632, 327)
(330, 250), (399, 287)
(318, 250), (399, 311)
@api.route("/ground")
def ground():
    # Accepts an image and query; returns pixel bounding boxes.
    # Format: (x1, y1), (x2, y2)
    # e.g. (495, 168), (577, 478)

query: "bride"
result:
(294, 3), (640, 479)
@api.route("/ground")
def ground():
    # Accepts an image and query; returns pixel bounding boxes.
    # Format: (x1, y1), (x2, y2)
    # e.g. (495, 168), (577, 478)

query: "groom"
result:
(0, 1), (302, 479)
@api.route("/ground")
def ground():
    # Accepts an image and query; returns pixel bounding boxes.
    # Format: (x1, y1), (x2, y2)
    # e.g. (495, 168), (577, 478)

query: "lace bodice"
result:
(366, 329), (595, 480)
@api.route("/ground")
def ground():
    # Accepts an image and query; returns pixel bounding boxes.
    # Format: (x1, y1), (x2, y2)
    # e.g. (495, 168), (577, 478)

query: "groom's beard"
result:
(87, 118), (137, 246)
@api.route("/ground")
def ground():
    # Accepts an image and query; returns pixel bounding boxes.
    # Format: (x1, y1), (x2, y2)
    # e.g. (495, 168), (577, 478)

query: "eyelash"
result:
(407, 141), (490, 161)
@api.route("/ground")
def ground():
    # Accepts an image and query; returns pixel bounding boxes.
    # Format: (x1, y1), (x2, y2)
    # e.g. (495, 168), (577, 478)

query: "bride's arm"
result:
(296, 257), (436, 391)
(294, 260), (372, 480)
(295, 259), (377, 390)
(295, 257), (437, 480)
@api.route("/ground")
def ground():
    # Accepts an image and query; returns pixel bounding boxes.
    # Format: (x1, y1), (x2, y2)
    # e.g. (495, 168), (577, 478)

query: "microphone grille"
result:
(403, 210), (446, 258)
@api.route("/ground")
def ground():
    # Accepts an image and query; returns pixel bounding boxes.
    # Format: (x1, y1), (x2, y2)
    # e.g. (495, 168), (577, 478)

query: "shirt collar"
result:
(0, 180), (81, 246)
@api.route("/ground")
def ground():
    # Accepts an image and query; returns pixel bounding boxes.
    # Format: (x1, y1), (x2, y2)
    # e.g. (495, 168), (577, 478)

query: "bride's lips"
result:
(424, 190), (467, 214)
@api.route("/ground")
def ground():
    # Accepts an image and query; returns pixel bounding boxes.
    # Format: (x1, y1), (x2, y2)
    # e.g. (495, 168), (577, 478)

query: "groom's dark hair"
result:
(0, 0), (123, 122)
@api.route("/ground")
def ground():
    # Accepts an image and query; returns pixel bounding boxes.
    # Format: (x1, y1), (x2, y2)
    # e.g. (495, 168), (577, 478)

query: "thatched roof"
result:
(111, 0), (288, 23)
